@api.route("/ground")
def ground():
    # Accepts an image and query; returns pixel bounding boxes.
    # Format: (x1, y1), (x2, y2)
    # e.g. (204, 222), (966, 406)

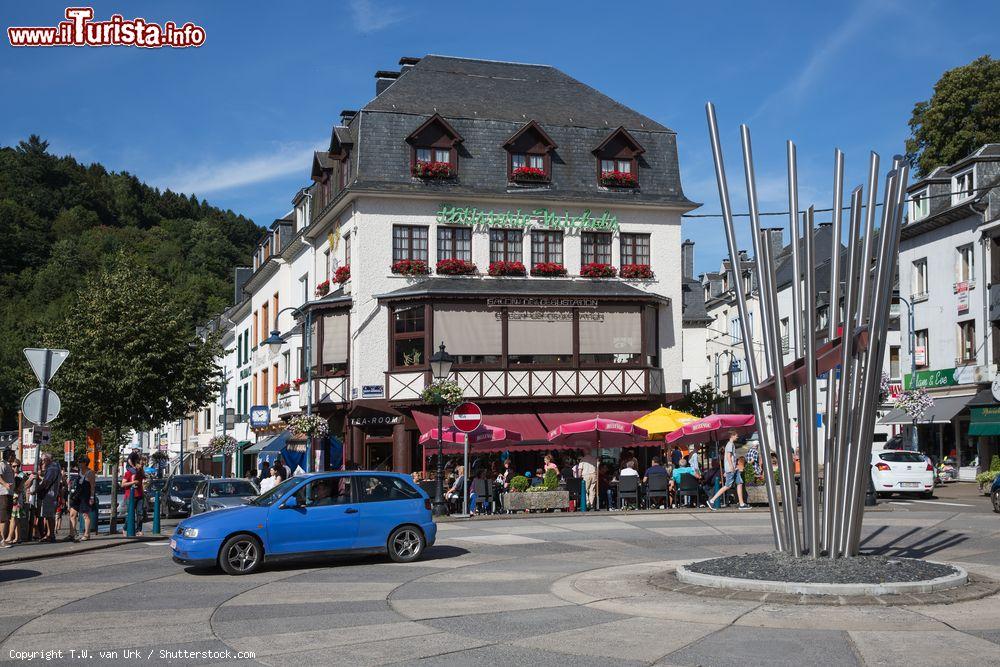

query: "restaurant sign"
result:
(486, 297), (598, 309)
(437, 203), (618, 231)
(903, 365), (984, 390)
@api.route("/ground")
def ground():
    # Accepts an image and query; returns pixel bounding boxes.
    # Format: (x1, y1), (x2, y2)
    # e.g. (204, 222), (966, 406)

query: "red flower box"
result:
(315, 279), (331, 296)
(436, 258), (477, 275)
(620, 264), (654, 280)
(600, 170), (638, 188)
(276, 382), (291, 395)
(511, 166), (548, 182)
(531, 262), (568, 277)
(293, 377), (306, 387)
(488, 260), (527, 277)
(334, 265), (350, 284)
(581, 262), (618, 278)
(392, 259), (430, 276)
(412, 161), (455, 180)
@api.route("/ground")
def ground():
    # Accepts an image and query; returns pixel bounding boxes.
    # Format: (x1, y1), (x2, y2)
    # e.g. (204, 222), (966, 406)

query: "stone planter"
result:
(746, 485), (783, 505)
(502, 490), (570, 511)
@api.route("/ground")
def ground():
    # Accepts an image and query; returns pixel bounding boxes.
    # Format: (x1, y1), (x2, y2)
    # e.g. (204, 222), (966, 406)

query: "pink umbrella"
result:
(418, 425), (521, 447)
(546, 416), (648, 450)
(664, 414), (756, 447)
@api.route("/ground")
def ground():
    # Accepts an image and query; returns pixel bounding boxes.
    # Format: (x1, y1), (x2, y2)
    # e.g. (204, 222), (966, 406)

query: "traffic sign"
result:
(23, 348), (69, 386)
(64, 440), (75, 463)
(452, 402), (483, 433)
(21, 387), (61, 426)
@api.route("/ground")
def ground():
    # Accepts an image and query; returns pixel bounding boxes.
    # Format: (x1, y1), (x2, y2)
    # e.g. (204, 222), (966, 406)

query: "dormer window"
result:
(953, 168), (974, 204)
(909, 187), (930, 221)
(328, 126), (353, 192)
(593, 126), (644, 188)
(504, 121), (556, 183)
(406, 114), (462, 180)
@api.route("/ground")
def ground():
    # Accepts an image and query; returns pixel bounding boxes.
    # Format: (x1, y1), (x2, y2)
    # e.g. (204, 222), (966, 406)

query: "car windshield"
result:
(169, 477), (202, 492)
(209, 480), (257, 497)
(94, 480), (113, 495)
(248, 477), (299, 507)
(879, 452), (926, 463)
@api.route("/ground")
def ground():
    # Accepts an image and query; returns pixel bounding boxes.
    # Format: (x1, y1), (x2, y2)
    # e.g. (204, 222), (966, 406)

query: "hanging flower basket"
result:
(531, 262), (568, 277)
(600, 170), (638, 188)
(289, 414), (329, 438)
(488, 261), (526, 277)
(511, 166), (548, 183)
(208, 435), (238, 455)
(334, 265), (350, 284)
(276, 382), (291, 395)
(580, 262), (617, 278)
(895, 388), (934, 421)
(620, 264), (654, 280)
(436, 258), (477, 275)
(293, 377), (306, 388)
(392, 259), (430, 276)
(421, 379), (463, 406)
(315, 280), (331, 296)
(412, 161), (455, 180)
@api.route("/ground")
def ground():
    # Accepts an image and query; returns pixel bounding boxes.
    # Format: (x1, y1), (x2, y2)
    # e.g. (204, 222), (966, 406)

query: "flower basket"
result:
(421, 379), (463, 406)
(289, 414), (329, 438)
(580, 262), (617, 278)
(895, 388), (934, 421)
(436, 258), (477, 275)
(208, 435), (238, 455)
(276, 382), (291, 395)
(600, 170), (638, 188)
(502, 490), (570, 512)
(531, 262), (568, 277)
(488, 261), (526, 277)
(392, 259), (430, 276)
(293, 377), (306, 388)
(315, 280), (331, 297)
(620, 264), (654, 280)
(511, 166), (548, 183)
(334, 265), (350, 285)
(412, 161), (455, 180)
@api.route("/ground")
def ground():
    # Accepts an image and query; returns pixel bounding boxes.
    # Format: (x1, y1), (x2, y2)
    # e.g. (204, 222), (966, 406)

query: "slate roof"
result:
(773, 224), (837, 291)
(681, 278), (711, 324)
(375, 277), (667, 303)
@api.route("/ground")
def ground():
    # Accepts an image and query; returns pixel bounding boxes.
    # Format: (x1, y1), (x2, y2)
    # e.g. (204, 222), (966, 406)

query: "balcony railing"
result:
(298, 376), (349, 408)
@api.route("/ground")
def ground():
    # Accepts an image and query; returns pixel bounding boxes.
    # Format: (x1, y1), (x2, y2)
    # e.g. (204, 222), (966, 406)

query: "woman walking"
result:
(70, 455), (96, 541)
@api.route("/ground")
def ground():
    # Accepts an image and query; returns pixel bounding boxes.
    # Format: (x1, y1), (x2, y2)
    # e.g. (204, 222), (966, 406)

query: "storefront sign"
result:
(350, 415), (403, 427)
(362, 385), (384, 399)
(957, 281), (969, 314)
(903, 366), (984, 389)
(486, 297), (598, 309)
(437, 203), (618, 231)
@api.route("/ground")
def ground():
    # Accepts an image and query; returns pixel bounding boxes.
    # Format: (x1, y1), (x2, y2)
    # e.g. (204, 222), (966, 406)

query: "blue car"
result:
(170, 471), (437, 575)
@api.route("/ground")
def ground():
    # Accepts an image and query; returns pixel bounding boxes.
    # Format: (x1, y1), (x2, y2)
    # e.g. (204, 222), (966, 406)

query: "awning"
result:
(879, 394), (975, 425)
(966, 389), (998, 407)
(969, 406), (1000, 436)
(411, 410), (548, 441)
(243, 430), (292, 455)
(537, 411), (649, 432)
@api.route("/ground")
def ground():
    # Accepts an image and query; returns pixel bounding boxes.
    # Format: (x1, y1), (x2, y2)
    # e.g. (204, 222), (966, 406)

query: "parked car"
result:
(94, 476), (125, 523)
(163, 474), (208, 518)
(171, 471), (437, 575)
(190, 478), (259, 516)
(144, 477), (168, 514)
(870, 449), (934, 498)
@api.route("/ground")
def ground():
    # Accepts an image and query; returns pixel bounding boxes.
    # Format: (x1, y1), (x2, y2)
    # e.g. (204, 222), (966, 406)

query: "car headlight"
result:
(170, 495), (183, 503)
(182, 527), (199, 538)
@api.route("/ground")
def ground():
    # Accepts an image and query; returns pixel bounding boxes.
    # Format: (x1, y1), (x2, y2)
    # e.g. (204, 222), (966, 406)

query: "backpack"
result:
(68, 472), (81, 505)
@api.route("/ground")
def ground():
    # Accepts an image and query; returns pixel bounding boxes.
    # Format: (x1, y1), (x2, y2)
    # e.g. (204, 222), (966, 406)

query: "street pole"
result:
(305, 310), (313, 473)
(433, 403), (447, 516)
(179, 416), (185, 475)
(908, 299), (918, 453)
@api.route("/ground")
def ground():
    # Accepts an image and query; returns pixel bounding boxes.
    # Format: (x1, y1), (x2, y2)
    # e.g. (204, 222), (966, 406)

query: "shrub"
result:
(580, 262), (617, 278)
(488, 260), (526, 277)
(542, 468), (560, 491)
(742, 466), (760, 487)
(436, 258), (477, 275)
(391, 259), (430, 276)
(334, 265), (350, 284)
(976, 470), (999, 486)
(620, 264), (654, 280)
(509, 475), (530, 492)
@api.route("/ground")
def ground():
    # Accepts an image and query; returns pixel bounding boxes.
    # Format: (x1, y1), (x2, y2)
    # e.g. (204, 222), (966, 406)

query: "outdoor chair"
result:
(472, 478), (491, 514)
(678, 473), (705, 507)
(618, 475), (639, 509)
(646, 473), (669, 509)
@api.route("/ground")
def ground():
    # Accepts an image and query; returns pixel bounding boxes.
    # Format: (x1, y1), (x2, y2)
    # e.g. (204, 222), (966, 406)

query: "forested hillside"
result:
(0, 136), (262, 429)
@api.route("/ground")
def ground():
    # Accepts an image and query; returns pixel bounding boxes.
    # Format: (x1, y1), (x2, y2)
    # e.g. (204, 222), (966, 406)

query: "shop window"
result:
(507, 310), (573, 365)
(490, 229), (522, 263)
(958, 320), (976, 364)
(530, 230), (563, 265)
(434, 306), (501, 366)
(580, 307), (642, 365)
(393, 225), (428, 262)
(392, 306), (425, 369)
(437, 226), (472, 262)
(581, 232), (612, 265)
(620, 233), (651, 266)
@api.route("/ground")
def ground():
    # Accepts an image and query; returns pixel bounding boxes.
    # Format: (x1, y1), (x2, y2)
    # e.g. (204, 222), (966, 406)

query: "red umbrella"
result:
(546, 416), (648, 450)
(664, 414), (756, 447)
(418, 425), (521, 447)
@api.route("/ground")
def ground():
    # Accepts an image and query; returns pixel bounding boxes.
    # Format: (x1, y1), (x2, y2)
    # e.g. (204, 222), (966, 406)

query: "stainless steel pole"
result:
(856, 154), (881, 324)
(787, 142), (808, 550)
(305, 310), (313, 473)
(801, 206), (820, 557)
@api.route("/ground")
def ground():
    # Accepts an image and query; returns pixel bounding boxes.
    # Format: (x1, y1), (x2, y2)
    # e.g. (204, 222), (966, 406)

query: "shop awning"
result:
(879, 394), (975, 425)
(243, 430), (292, 455)
(969, 406), (1000, 436)
(412, 410), (548, 441)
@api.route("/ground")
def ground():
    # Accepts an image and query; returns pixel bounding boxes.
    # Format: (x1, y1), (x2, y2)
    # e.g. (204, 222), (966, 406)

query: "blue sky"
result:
(2, 1), (996, 274)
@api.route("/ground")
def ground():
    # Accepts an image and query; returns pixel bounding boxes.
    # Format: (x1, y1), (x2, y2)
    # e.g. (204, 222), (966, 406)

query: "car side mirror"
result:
(281, 495), (299, 509)
(196, 493), (205, 499)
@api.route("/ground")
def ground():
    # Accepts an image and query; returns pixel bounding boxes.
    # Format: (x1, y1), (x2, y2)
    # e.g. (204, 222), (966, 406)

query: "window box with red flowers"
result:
(620, 264), (655, 280)
(293, 377), (306, 388)
(488, 261), (527, 277)
(600, 171), (638, 188)
(315, 279), (331, 297)
(511, 166), (548, 183)
(580, 262), (618, 278)
(436, 258), (477, 275)
(276, 382), (291, 395)
(391, 259), (430, 276)
(412, 161), (455, 180)
(334, 265), (350, 284)
(531, 262), (568, 277)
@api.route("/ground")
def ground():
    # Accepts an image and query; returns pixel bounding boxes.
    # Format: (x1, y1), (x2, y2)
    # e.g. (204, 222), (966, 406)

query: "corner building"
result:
(228, 56), (697, 473)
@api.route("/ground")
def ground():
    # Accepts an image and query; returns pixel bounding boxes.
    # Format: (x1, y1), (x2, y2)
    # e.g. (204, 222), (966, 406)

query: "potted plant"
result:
(420, 379), (463, 406)
(620, 264), (654, 280)
(412, 161), (455, 180)
(488, 260), (526, 277)
(511, 166), (547, 183)
(391, 259), (430, 276)
(599, 170), (638, 188)
(289, 414), (329, 439)
(977, 455), (1000, 494)
(436, 258), (477, 275)
(293, 377), (306, 388)
(503, 469), (570, 512)
(276, 382), (291, 395)
(580, 262), (617, 278)
(531, 262), (568, 277)
(334, 265), (350, 284)
(315, 279), (331, 296)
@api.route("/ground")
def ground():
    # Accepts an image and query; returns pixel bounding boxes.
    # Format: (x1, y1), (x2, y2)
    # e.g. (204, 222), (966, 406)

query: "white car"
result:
(870, 450), (934, 498)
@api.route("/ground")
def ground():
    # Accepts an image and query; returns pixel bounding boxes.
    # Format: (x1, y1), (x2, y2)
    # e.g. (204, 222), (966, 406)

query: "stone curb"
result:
(436, 505), (896, 523)
(675, 560), (968, 596)
(0, 535), (168, 566)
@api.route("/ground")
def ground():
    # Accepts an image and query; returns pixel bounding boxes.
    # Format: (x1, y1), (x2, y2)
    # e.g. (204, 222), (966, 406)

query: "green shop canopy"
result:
(969, 406), (1000, 437)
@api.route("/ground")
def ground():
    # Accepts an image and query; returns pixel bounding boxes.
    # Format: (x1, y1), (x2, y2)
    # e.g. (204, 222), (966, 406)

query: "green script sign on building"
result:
(903, 367), (964, 390)
(436, 203), (618, 231)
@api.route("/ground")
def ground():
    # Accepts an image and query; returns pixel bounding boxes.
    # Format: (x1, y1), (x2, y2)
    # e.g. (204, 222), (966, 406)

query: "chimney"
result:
(340, 109), (357, 126)
(234, 267), (252, 304)
(374, 70), (400, 96)
(681, 239), (695, 280)
(398, 56), (420, 72)
(763, 227), (783, 261)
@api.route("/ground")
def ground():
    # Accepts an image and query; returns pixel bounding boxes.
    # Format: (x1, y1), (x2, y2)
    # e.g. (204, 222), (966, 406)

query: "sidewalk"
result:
(0, 519), (176, 565)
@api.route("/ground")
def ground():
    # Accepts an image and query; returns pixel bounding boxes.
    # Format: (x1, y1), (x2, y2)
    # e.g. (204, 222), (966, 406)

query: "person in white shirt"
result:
(688, 444), (701, 474)
(574, 451), (598, 511)
(619, 462), (639, 477)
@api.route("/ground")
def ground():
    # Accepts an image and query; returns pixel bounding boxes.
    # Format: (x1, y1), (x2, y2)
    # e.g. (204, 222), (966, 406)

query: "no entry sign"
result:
(452, 402), (483, 433)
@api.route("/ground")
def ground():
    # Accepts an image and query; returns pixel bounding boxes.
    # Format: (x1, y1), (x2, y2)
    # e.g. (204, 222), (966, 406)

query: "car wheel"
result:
(387, 526), (425, 563)
(218, 534), (263, 575)
(920, 491), (933, 499)
(992, 490), (1000, 514)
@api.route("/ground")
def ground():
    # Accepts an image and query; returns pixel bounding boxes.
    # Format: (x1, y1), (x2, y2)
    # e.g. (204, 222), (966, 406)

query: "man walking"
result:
(0, 449), (14, 547)
(707, 430), (748, 510)
(36, 453), (61, 542)
(574, 449), (598, 511)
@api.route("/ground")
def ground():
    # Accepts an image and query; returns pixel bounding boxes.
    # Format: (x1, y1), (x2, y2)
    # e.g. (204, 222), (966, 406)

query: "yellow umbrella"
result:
(633, 406), (699, 439)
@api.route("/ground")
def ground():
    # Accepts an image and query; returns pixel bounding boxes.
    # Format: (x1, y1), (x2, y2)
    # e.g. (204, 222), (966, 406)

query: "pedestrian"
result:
(54, 463), (68, 536)
(70, 455), (96, 541)
(274, 455), (292, 479)
(0, 448), (14, 547)
(259, 464), (282, 493)
(35, 453), (61, 542)
(6, 462), (24, 545)
(707, 430), (748, 510)
(121, 452), (145, 535)
(574, 450), (598, 511)
(669, 445), (683, 468)
(257, 462), (271, 486)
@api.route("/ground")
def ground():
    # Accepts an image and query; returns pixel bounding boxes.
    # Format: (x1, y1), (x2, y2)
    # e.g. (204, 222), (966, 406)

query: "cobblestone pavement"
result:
(1, 508), (999, 666)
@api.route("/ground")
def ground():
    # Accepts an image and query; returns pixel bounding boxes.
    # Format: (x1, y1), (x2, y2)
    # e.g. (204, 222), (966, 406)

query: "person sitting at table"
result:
(669, 445), (683, 468)
(598, 463), (614, 510)
(643, 457), (667, 484)
(444, 465), (466, 512)
(619, 461), (639, 478)
(671, 457), (701, 507)
(543, 454), (558, 474)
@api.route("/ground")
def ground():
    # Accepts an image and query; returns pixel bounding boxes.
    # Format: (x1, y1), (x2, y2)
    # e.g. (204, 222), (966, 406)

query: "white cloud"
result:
(348, 0), (406, 33)
(149, 140), (322, 196)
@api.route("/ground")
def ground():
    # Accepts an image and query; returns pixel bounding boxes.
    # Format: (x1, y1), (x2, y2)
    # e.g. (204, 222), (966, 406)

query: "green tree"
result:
(46, 253), (222, 526)
(906, 56), (1000, 177)
(675, 382), (729, 418)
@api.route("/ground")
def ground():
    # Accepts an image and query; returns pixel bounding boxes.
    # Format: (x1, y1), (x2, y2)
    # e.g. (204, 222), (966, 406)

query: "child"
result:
(7, 462), (23, 544)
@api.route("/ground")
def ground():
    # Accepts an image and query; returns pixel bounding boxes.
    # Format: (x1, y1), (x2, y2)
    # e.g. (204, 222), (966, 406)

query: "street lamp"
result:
(429, 342), (454, 517)
(714, 350), (737, 412)
(893, 291), (918, 452)
(262, 306), (315, 472)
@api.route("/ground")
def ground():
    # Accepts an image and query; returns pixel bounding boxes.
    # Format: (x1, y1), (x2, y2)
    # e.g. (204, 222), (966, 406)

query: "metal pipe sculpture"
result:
(705, 103), (908, 557)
